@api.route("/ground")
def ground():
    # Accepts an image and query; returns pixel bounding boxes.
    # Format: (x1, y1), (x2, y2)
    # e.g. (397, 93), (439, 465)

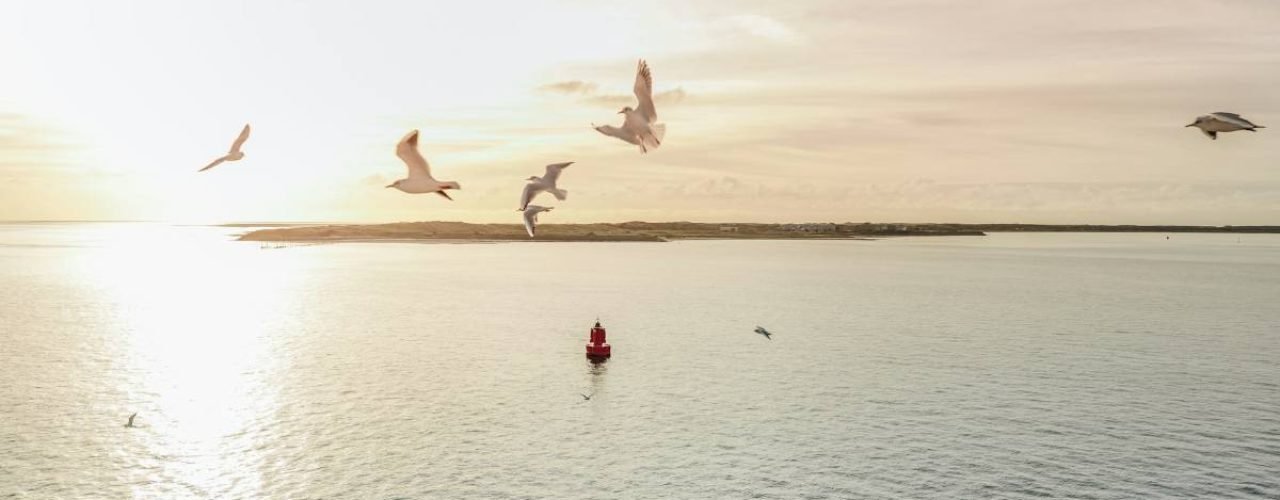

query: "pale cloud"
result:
(571, 176), (1280, 225)
(715, 14), (804, 45)
(360, 173), (390, 188)
(587, 88), (688, 107)
(537, 80), (598, 95)
(537, 76), (688, 107)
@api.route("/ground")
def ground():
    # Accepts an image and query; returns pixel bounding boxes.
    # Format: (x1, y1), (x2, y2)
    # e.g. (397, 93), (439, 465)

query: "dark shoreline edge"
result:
(234, 221), (1279, 243)
(235, 221), (986, 243)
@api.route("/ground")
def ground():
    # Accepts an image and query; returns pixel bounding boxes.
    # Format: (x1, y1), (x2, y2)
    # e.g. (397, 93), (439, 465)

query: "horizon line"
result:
(2, 219), (1277, 229)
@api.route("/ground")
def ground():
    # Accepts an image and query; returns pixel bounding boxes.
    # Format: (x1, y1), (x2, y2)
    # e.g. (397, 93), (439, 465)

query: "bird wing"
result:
(522, 209), (538, 237)
(633, 59), (657, 122)
(519, 183), (539, 210)
(543, 162), (572, 185)
(228, 124), (251, 153)
(396, 130), (434, 180)
(594, 125), (641, 145)
(199, 156), (228, 172)
(1212, 112), (1258, 128)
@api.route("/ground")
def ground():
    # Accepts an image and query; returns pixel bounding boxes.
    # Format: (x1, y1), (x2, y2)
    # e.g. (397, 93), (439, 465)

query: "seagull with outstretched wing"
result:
(594, 60), (666, 153)
(198, 124), (251, 172)
(386, 130), (461, 200)
(522, 205), (553, 238)
(519, 162), (573, 210)
(1186, 112), (1265, 140)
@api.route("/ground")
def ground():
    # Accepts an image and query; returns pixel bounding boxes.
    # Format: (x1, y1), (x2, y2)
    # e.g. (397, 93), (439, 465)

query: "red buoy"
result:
(586, 320), (611, 360)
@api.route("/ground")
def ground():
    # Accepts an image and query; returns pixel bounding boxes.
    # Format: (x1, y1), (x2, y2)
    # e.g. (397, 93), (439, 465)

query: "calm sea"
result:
(1, 223), (1277, 499)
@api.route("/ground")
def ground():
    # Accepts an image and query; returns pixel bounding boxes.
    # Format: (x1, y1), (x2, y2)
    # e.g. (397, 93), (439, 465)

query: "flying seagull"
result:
(386, 130), (461, 199)
(519, 162), (573, 210)
(521, 205), (553, 238)
(580, 392), (594, 401)
(1186, 112), (1265, 140)
(125, 413), (137, 428)
(754, 326), (772, 340)
(594, 59), (666, 153)
(198, 124), (251, 172)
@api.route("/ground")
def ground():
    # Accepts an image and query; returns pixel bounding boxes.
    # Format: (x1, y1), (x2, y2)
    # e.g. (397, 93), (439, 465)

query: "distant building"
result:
(719, 226), (738, 233)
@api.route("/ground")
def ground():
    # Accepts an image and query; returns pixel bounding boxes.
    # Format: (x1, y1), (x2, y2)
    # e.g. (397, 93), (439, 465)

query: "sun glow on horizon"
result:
(2, 0), (1279, 225)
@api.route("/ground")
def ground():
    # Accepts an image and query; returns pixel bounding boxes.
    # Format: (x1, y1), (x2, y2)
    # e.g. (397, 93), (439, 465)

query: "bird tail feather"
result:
(641, 123), (666, 151)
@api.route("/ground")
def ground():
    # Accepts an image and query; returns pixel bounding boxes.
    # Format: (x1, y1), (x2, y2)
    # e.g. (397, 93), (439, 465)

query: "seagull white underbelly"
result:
(623, 113), (651, 137)
(395, 179), (442, 193)
(617, 132), (643, 145)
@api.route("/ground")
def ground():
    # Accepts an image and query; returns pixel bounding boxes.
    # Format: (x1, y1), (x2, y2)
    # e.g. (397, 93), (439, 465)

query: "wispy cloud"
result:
(537, 80), (599, 95)
(537, 78), (688, 108)
(587, 88), (688, 107)
(574, 175), (1280, 224)
(715, 14), (804, 45)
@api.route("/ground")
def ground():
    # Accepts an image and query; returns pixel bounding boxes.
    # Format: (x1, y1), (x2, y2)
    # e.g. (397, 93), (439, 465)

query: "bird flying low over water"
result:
(594, 60), (666, 153)
(519, 162), (573, 210)
(1186, 112), (1265, 140)
(754, 326), (772, 340)
(387, 130), (461, 199)
(125, 413), (137, 428)
(580, 392), (594, 401)
(198, 124), (251, 172)
(522, 205), (553, 238)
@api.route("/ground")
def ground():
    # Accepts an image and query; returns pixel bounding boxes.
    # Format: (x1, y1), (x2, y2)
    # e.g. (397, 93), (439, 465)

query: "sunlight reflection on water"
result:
(1, 224), (1278, 499)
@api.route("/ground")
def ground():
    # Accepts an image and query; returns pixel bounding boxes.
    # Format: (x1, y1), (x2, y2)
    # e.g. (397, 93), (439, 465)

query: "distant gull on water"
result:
(754, 326), (773, 340)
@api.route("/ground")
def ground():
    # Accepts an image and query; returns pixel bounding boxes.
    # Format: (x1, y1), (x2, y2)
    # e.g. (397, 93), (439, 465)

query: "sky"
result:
(1, 0), (1279, 225)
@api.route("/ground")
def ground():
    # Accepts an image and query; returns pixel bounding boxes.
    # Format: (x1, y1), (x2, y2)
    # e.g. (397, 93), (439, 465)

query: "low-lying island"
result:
(235, 221), (987, 243)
